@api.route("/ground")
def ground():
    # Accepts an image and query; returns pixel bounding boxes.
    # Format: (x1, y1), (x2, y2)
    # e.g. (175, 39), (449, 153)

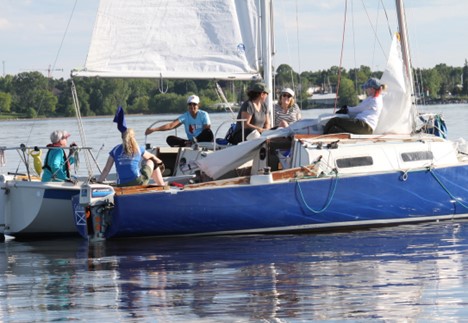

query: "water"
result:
(1, 104), (468, 321)
(1, 104), (467, 178)
(3, 223), (468, 321)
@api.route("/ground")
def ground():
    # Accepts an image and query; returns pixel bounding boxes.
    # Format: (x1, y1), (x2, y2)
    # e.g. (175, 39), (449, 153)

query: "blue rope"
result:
(429, 168), (468, 209)
(296, 174), (339, 214)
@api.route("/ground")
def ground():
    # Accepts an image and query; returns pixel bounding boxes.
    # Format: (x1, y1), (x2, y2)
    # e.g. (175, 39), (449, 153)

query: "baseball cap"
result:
(362, 77), (382, 89)
(249, 82), (270, 94)
(50, 130), (71, 143)
(187, 95), (200, 104)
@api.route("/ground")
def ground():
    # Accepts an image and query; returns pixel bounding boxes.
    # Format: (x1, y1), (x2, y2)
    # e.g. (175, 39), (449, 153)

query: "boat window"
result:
(401, 151), (434, 162)
(336, 156), (373, 168)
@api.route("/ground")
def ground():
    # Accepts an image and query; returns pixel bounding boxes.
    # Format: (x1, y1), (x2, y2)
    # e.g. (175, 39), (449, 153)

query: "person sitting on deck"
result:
(145, 95), (214, 147)
(273, 88), (301, 128)
(323, 77), (386, 135)
(229, 82), (271, 144)
(98, 128), (166, 187)
(41, 130), (75, 182)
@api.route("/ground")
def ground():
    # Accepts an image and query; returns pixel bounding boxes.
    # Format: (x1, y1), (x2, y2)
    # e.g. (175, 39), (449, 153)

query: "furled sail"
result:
(374, 33), (416, 134)
(72, 0), (261, 80)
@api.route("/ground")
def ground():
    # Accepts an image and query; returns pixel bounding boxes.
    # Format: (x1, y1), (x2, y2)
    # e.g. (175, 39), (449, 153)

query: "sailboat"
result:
(0, 145), (96, 239)
(72, 0), (468, 240)
(0, 85), (100, 239)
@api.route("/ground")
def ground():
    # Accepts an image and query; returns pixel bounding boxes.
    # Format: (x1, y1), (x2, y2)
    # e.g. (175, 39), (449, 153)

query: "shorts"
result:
(118, 165), (152, 187)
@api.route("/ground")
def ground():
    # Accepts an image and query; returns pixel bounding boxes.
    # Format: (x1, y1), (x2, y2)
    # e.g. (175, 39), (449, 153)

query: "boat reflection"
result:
(1, 221), (468, 321)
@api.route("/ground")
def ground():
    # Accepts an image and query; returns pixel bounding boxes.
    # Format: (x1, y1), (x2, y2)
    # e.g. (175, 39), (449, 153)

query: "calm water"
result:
(1, 104), (468, 321)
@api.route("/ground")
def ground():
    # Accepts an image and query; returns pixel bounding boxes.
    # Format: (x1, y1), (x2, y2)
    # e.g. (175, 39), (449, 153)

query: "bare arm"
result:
(241, 111), (255, 130)
(263, 114), (271, 131)
(145, 119), (182, 135)
(241, 111), (270, 133)
(97, 156), (114, 182)
(142, 151), (163, 165)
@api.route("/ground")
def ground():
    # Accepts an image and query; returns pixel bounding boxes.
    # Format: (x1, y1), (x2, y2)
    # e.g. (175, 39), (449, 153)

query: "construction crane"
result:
(20, 65), (64, 78)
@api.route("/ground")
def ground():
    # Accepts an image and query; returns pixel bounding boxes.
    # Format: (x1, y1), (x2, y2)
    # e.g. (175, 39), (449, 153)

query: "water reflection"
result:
(2, 221), (468, 321)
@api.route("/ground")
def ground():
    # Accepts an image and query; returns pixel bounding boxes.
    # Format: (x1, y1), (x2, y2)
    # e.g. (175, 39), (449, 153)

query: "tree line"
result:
(1, 61), (468, 119)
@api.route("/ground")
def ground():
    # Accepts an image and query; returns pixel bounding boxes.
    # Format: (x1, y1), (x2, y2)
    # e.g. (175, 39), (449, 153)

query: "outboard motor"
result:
(77, 183), (115, 241)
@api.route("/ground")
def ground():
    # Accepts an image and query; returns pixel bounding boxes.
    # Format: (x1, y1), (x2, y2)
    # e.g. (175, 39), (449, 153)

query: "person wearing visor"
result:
(274, 87), (301, 128)
(41, 130), (75, 182)
(323, 77), (386, 134)
(145, 95), (213, 147)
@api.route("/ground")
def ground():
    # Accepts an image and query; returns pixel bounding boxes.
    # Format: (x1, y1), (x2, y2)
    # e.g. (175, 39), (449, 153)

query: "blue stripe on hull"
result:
(99, 165), (468, 238)
(43, 188), (80, 200)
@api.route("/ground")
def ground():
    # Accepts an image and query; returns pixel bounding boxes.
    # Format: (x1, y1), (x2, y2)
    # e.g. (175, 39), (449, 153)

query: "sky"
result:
(1, 0), (468, 80)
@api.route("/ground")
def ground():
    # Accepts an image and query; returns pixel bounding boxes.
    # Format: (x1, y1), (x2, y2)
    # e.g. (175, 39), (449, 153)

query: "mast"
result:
(261, 0), (274, 121)
(395, 0), (415, 100)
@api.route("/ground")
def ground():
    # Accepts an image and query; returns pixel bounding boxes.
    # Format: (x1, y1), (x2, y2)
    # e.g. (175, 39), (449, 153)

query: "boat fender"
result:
(29, 147), (42, 176)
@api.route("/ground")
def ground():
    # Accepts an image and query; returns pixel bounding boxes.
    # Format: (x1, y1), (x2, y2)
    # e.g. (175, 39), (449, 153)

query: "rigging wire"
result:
(294, 0), (301, 105)
(51, 0), (78, 79)
(71, 80), (98, 178)
(13, 0), (79, 177)
(275, 0), (300, 102)
(359, 0), (388, 62)
(351, 0), (358, 93)
(379, 0), (394, 38)
(333, 0), (348, 111)
(370, 0), (381, 69)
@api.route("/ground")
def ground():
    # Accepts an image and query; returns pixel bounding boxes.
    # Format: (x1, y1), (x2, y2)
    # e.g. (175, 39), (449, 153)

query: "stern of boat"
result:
(73, 183), (115, 241)
(1, 175), (80, 237)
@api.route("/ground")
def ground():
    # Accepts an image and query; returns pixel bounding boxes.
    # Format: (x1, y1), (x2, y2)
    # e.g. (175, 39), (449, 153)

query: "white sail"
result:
(374, 34), (415, 134)
(72, 0), (261, 80)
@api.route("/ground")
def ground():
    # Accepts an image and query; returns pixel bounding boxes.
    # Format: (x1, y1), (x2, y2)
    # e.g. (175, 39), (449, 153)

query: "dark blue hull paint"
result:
(74, 165), (468, 239)
(43, 188), (80, 200)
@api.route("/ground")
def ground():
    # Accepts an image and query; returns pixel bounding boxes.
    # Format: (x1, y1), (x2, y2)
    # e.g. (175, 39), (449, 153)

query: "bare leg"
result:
(143, 160), (167, 186)
(151, 167), (166, 186)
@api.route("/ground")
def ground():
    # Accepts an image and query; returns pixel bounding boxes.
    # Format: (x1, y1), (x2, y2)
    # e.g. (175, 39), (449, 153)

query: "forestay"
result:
(73, 0), (261, 80)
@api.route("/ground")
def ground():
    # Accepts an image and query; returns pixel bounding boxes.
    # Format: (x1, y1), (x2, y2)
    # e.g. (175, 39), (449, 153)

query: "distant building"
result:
(306, 92), (337, 109)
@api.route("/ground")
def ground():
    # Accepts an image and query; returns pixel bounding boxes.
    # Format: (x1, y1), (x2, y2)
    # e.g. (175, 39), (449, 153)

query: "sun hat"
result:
(50, 130), (71, 143)
(362, 77), (382, 90)
(249, 82), (270, 94)
(281, 88), (295, 97)
(187, 95), (200, 104)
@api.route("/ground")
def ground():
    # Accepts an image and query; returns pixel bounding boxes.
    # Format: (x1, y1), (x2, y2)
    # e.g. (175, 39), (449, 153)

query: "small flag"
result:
(113, 106), (127, 133)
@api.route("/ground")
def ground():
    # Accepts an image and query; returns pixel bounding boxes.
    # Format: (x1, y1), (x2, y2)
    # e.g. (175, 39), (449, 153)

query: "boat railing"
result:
(144, 119), (178, 146)
(212, 119), (246, 151)
(144, 118), (247, 151)
(0, 145), (96, 182)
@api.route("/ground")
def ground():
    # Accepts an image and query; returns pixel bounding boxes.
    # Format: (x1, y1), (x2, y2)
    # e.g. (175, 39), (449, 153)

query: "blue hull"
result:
(74, 165), (468, 239)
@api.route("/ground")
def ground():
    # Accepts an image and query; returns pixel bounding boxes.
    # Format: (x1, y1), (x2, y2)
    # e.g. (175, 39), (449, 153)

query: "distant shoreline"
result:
(0, 102), (467, 122)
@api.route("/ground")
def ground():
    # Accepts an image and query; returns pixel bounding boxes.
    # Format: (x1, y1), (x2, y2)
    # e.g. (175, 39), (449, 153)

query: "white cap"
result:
(50, 130), (71, 143)
(281, 88), (295, 97)
(187, 95), (200, 104)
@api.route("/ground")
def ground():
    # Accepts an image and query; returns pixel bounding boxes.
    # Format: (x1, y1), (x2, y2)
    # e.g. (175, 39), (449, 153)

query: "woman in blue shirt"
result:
(98, 128), (166, 186)
(145, 95), (213, 147)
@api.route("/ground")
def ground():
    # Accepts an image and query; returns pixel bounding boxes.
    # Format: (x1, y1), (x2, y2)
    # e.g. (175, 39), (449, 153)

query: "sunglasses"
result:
(282, 94), (292, 98)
